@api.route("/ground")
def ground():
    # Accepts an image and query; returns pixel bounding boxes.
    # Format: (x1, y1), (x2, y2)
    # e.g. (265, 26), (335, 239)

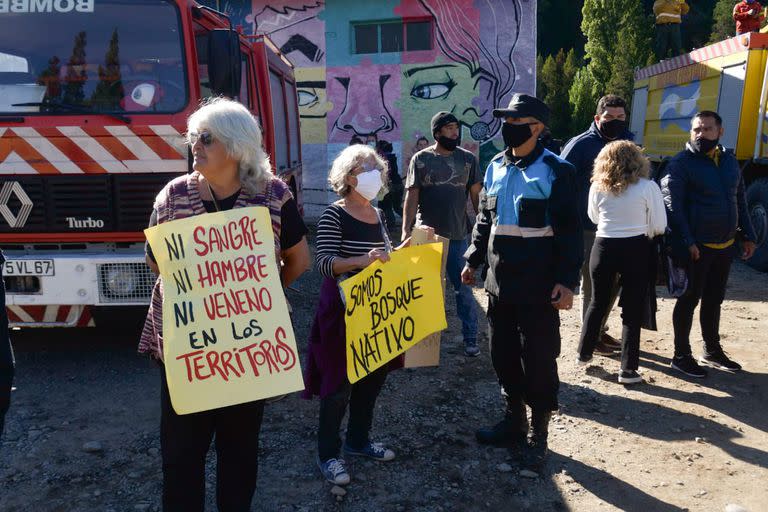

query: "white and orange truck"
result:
(0, 0), (302, 327)
(632, 32), (768, 271)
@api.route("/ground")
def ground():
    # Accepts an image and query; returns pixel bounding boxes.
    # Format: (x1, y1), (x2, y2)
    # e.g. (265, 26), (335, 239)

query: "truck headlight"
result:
(105, 267), (136, 296)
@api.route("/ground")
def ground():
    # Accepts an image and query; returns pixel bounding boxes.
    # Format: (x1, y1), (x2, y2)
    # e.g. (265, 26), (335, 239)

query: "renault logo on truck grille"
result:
(0, 181), (33, 228)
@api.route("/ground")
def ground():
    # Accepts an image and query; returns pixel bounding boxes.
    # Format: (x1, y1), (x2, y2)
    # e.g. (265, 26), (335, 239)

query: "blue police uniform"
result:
(466, 142), (582, 450)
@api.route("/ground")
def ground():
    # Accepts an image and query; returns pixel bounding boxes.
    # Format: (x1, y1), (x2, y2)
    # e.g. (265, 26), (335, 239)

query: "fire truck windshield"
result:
(0, 0), (187, 116)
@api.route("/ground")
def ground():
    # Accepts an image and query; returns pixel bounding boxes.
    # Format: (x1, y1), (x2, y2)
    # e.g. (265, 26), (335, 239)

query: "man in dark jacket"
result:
(560, 95), (634, 355)
(461, 94), (582, 463)
(661, 111), (756, 378)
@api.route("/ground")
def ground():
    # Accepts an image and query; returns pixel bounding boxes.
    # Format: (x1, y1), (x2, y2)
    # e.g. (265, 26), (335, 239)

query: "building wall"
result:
(205, 0), (536, 217)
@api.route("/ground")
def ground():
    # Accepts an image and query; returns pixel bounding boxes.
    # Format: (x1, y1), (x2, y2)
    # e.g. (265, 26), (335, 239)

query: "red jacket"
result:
(734, 1), (765, 34)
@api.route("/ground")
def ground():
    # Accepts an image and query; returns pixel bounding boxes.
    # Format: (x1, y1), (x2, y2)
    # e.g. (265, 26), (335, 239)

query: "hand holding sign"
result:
(144, 206), (304, 414)
(340, 243), (447, 383)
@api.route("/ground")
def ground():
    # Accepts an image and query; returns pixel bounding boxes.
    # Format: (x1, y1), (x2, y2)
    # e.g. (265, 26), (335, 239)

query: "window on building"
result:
(352, 19), (432, 54)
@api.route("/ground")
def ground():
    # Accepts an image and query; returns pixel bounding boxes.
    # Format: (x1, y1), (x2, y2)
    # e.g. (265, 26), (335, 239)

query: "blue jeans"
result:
(447, 238), (478, 343)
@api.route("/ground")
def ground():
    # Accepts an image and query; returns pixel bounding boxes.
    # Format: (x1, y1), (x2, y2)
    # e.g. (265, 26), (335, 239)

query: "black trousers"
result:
(578, 236), (650, 372)
(673, 246), (733, 358)
(487, 295), (561, 412)
(160, 368), (265, 512)
(655, 23), (682, 59)
(317, 366), (388, 462)
(0, 261), (14, 440)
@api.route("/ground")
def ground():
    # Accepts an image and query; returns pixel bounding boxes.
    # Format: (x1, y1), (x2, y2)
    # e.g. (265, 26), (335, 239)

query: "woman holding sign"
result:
(139, 98), (310, 512)
(304, 144), (415, 486)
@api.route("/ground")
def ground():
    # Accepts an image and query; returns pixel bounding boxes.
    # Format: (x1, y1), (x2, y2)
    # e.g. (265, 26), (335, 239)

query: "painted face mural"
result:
(208, 0), (535, 214)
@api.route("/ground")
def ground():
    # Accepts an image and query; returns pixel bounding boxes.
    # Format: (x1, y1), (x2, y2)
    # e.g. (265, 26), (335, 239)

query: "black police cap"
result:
(492, 93), (550, 125)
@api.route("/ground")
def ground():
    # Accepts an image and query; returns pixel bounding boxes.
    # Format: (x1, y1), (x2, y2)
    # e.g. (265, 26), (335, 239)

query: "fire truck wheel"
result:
(746, 177), (768, 272)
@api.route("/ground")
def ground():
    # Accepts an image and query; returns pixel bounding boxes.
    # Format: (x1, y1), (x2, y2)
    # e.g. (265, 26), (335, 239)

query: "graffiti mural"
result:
(211, 0), (536, 216)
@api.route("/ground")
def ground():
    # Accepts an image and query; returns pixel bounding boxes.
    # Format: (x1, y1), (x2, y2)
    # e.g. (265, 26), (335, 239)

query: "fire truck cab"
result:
(0, 0), (302, 327)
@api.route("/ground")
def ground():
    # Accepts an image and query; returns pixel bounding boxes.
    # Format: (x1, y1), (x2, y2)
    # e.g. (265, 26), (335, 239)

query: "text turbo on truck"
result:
(0, 0), (302, 327)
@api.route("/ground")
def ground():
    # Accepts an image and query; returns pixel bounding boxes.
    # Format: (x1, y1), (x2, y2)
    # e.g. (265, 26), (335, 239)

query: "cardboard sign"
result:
(340, 243), (447, 384)
(404, 227), (449, 368)
(144, 206), (304, 415)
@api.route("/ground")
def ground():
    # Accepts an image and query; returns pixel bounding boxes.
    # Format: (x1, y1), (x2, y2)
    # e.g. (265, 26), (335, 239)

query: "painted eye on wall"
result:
(410, 82), (453, 100)
(297, 89), (319, 107)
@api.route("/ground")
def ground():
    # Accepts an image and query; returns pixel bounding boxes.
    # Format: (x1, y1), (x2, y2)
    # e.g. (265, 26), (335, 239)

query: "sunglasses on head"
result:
(189, 131), (214, 146)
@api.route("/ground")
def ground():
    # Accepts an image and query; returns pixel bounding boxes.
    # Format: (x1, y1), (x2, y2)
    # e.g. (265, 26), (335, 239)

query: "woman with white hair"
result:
(303, 144), (420, 486)
(139, 97), (310, 511)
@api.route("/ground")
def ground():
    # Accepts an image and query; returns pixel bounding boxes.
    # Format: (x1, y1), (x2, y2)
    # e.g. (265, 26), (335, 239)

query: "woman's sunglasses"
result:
(188, 131), (214, 146)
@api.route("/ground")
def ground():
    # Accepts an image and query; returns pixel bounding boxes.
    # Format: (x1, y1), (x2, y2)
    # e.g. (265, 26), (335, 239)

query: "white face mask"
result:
(354, 168), (382, 201)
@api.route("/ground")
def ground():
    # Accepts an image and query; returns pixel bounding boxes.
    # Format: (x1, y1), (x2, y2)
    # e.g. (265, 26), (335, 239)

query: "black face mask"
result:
(436, 135), (460, 151)
(692, 137), (719, 154)
(599, 119), (626, 140)
(502, 122), (533, 149)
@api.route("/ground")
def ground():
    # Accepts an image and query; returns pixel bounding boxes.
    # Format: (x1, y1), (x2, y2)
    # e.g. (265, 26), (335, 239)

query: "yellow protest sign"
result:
(144, 206), (304, 414)
(340, 243), (447, 384)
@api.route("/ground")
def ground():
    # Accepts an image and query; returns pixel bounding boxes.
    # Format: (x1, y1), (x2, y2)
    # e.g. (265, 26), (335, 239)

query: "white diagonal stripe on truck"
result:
(57, 126), (130, 173)
(149, 125), (187, 157)
(105, 125), (163, 161)
(12, 127), (84, 174)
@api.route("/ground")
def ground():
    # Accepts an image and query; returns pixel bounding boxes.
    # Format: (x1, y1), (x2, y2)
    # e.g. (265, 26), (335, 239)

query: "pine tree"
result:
(91, 29), (123, 110)
(569, 0), (653, 131)
(710, 0), (736, 43)
(538, 49), (580, 139)
(63, 31), (87, 105)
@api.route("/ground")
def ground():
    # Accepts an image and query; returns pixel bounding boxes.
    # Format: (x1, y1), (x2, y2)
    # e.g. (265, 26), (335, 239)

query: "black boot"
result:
(476, 397), (528, 447)
(526, 410), (552, 466)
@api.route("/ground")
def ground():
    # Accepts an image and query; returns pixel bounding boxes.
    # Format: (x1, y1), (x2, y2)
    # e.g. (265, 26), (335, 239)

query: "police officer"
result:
(461, 94), (582, 462)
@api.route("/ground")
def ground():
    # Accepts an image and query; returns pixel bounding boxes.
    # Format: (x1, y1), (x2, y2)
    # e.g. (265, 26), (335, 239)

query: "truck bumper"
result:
(3, 251), (155, 307)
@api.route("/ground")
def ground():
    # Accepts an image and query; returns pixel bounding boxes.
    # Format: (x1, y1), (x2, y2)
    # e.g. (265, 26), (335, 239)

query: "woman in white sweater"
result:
(577, 141), (667, 384)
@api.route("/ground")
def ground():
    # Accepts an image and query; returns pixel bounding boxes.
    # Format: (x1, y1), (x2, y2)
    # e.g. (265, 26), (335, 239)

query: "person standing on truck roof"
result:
(139, 98), (310, 512)
(560, 95), (634, 357)
(654, 0), (689, 60)
(402, 111), (482, 357)
(734, 0), (766, 35)
(661, 111), (757, 379)
(0, 250), (13, 442)
(463, 94), (582, 465)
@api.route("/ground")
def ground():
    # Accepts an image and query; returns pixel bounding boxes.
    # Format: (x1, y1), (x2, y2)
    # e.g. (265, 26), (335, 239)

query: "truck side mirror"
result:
(208, 29), (242, 98)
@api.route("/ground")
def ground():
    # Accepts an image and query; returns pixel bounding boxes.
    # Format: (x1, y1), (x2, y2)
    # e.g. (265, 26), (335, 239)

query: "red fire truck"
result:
(0, 0), (302, 327)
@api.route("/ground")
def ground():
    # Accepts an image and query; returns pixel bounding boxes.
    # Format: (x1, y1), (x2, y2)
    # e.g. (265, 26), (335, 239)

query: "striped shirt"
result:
(315, 203), (388, 278)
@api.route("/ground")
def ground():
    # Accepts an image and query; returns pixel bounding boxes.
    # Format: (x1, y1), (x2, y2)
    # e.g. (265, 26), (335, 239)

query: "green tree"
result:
(710, 0), (736, 43)
(569, 0), (654, 131)
(91, 29), (123, 110)
(538, 49), (581, 139)
(63, 31), (87, 105)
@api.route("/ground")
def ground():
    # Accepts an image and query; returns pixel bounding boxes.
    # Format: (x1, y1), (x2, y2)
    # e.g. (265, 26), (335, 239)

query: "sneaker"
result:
(670, 355), (708, 378)
(600, 333), (622, 349)
(699, 352), (742, 372)
(594, 340), (620, 356)
(343, 441), (395, 461)
(318, 457), (350, 485)
(464, 339), (480, 357)
(618, 370), (643, 384)
(577, 354), (593, 365)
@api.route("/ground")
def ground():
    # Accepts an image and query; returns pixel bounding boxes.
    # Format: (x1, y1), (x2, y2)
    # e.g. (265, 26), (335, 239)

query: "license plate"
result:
(3, 259), (55, 276)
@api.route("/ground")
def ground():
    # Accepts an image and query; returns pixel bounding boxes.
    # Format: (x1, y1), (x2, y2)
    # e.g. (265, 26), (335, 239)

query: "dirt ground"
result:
(1, 232), (766, 512)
